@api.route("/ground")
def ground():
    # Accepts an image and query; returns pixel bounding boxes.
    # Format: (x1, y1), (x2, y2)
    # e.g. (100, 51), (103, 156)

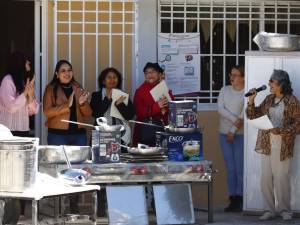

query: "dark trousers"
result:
(97, 189), (107, 217)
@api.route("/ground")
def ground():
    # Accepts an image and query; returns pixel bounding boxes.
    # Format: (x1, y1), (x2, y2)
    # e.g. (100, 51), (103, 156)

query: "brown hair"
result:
(232, 65), (245, 77)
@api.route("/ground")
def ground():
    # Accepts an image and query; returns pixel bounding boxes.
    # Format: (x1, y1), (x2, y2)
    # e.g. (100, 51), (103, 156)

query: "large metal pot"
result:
(0, 140), (36, 193)
(38, 145), (90, 164)
(253, 32), (300, 51)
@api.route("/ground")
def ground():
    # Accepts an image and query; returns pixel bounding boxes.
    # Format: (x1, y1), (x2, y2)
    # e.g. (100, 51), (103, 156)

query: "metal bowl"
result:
(253, 32), (300, 51)
(38, 145), (90, 164)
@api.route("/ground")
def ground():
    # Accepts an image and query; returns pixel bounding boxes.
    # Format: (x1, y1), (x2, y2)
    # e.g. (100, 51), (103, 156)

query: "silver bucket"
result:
(0, 141), (37, 193)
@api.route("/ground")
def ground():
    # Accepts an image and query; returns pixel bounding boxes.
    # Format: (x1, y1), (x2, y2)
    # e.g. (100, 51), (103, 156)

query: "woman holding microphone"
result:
(246, 69), (300, 221)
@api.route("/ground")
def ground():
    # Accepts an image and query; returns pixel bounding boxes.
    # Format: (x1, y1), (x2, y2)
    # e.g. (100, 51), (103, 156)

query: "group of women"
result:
(0, 51), (299, 221)
(0, 53), (170, 147)
(218, 65), (300, 221)
(0, 52), (172, 218)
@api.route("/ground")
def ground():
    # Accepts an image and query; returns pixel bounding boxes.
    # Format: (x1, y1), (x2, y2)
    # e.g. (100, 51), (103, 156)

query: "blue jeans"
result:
(219, 133), (244, 196)
(47, 132), (87, 146)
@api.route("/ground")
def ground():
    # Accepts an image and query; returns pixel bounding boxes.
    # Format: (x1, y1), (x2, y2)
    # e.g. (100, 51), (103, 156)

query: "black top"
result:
(90, 90), (135, 125)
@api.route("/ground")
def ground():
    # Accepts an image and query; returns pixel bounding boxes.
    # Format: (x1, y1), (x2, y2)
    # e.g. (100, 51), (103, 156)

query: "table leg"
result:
(208, 181), (213, 223)
(91, 191), (98, 225)
(32, 200), (38, 225)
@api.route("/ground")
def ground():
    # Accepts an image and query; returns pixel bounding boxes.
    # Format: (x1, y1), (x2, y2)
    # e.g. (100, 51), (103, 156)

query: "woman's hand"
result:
(158, 96), (168, 109)
(68, 91), (75, 107)
(234, 118), (243, 130)
(247, 88), (257, 105)
(115, 96), (126, 106)
(270, 127), (281, 135)
(226, 131), (235, 143)
(79, 90), (89, 105)
(24, 77), (35, 100)
(27, 75), (36, 101)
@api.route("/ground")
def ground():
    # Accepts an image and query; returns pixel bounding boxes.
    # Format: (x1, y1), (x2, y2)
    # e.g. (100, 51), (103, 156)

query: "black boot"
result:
(235, 195), (243, 212)
(224, 196), (236, 212)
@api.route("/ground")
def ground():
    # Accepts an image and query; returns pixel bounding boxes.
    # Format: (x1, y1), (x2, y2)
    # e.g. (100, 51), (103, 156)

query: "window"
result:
(158, 0), (300, 109)
(54, 0), (136, 92)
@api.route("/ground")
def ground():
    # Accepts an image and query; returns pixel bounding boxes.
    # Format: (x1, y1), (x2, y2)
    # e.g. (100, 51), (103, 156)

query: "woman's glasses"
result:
(228, 73), (241, 78)
(60, 69), (73, 73)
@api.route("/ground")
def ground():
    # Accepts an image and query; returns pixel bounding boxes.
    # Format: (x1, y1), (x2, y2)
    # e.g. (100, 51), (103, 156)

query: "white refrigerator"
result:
(244, 51), (300, 212)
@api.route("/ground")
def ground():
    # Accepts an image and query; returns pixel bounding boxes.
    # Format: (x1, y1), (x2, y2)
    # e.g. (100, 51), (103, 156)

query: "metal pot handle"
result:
(96, 117), (108, 125)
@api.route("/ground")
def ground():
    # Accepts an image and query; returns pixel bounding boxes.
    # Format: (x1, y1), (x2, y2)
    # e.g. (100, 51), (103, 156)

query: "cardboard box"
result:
(168, 100), (197, 128)
(92, 130), (121, 163)
(156, 131), (203, 161)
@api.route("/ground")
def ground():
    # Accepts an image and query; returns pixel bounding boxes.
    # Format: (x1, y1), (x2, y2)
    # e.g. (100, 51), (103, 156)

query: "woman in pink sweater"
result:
(0, 52), (39, 137)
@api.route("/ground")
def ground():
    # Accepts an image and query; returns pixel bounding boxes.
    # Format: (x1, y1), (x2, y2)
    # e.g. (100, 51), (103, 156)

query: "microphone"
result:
(245, 85), (267, 97)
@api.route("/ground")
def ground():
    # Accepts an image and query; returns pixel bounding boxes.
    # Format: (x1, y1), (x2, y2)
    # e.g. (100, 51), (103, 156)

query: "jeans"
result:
(219, 133), (244, 196)
(47, 132), (87, 146)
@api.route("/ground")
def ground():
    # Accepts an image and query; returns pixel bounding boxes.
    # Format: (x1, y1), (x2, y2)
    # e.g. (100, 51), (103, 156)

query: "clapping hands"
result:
(79, 89), (90, 105)
(23, 74), (36, 102)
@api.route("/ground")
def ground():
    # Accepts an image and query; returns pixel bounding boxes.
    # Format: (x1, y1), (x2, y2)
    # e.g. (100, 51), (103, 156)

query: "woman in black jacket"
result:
(90, 67), (135, 217)
(90, 67), (134, 132)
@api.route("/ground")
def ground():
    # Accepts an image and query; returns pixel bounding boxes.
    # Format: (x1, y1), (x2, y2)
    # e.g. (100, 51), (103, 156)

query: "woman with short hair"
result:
(246, 69), (300, 221)
(133, 62), (174, 146)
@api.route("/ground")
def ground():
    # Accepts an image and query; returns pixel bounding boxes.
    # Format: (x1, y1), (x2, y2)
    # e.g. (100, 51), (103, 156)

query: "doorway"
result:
(0, 0), (36, 134)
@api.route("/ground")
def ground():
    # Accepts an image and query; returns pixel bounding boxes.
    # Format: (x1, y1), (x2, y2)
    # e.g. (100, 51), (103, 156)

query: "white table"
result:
(0, 173), (100, 225)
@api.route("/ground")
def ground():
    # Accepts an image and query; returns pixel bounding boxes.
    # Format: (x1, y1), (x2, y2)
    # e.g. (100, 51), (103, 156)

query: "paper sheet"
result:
(150, 80), (172, 102)
(248, 115), (274, 130)
(110, 89), (129, 120)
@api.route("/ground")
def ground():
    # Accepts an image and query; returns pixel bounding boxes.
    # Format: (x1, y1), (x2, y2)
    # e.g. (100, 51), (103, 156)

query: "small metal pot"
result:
(61, 117), (125, 132)
(129, 120), (198, 133)
(95, 117), (125, 132)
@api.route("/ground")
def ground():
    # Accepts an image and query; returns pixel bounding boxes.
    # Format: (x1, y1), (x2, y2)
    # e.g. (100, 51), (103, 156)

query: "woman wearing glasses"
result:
(217, 65), (245, 212)
(246, 69), (300, 221)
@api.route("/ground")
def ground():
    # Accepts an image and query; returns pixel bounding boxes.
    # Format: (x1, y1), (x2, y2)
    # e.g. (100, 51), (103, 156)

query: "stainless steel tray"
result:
(38, 145), (90, 164)
(253, 32), (300, 51)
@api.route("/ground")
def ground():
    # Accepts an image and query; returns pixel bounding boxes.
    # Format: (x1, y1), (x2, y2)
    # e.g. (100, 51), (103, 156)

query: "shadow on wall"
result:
(192, 111), (228, 207)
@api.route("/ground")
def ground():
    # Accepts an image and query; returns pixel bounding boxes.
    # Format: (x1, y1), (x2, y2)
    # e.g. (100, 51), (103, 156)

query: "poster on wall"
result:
(158, 33), (201, 95)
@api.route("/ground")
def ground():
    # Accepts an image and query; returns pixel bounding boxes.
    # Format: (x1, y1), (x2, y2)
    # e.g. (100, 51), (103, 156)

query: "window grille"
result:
(53, 0), (136, 91)
(158, 0), (300, 109)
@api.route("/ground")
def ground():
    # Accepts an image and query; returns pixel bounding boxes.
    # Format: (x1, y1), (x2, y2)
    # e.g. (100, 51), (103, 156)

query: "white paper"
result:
(248, 115), (274, 130)
(110, 89), (129, 120)
(158, 33), (201, 95)
(150, 80), (172, 102)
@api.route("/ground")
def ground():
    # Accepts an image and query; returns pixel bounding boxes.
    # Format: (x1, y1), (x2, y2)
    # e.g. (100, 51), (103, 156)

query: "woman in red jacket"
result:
(133, 62), (173, 146)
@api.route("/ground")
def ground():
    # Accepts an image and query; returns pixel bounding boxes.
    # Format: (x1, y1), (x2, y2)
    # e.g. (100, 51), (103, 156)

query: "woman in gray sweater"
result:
(217, 65), (245, 212)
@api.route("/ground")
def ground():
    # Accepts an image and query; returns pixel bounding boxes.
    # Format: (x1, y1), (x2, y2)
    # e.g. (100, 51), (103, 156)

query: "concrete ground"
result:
(17, 206), (300, 225)
(196, 207), (300, 225)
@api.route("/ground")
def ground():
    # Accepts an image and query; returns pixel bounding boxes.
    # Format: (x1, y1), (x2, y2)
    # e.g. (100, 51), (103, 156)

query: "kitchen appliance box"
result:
(92, 130), (121, 163)
(156, 132), (203, 161)
(168, 100), (198, 128)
